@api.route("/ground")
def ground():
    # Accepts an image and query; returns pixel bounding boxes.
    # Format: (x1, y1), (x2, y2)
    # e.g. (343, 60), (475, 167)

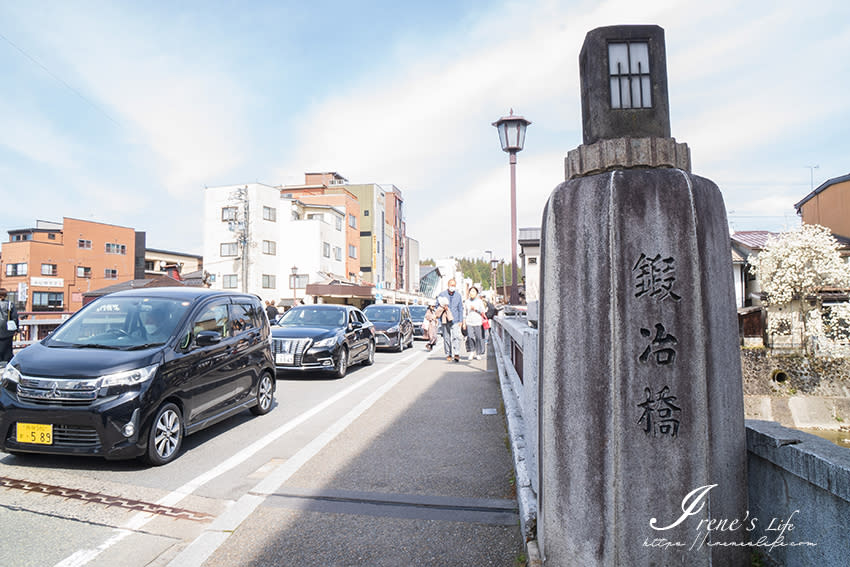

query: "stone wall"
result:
(742, 348), (850, 397)
(742, 348), (850, 429)
(747, 420), (850, 566)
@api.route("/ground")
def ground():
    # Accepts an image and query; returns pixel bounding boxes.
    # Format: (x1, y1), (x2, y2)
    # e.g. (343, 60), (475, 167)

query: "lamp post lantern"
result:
(493, 109), (531, 305)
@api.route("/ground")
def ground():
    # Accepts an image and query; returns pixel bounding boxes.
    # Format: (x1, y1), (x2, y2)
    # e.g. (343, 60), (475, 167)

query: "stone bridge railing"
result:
(492, 312), (850, 567)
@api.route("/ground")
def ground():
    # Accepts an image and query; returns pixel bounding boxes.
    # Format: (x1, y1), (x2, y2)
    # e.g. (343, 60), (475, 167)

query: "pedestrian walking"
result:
(434, 278), (464, 362)
(464, 286), (486, 360)
(265, 300), (280, 323)
(0, 288), (19, 364)
(424, 304), (439, 351)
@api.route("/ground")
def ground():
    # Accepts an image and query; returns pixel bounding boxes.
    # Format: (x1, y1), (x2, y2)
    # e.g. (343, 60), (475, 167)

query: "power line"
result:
(0, 29), (122, 127)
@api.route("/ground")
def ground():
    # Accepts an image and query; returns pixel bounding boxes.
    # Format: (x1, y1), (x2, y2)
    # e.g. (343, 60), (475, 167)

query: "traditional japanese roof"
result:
(731, 231), (778, 251)
(794, 172), (850, 212)
(518, 227), (541, 245)
(731, 248), (746, 264)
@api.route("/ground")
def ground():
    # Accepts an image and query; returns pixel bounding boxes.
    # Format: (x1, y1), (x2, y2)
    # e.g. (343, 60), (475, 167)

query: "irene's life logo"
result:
(644, 484), (817, 553)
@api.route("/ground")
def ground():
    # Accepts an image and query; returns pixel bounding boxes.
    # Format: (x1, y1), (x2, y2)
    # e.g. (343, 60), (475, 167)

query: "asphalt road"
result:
(0, 344), (521, 567)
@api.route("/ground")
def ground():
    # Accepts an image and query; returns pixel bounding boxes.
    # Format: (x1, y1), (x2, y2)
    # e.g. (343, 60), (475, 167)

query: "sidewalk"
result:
(201, 345), (524, 567)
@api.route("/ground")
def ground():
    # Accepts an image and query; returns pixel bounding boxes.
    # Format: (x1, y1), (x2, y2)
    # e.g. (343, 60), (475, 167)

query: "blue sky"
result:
(1, 0), (849, 261)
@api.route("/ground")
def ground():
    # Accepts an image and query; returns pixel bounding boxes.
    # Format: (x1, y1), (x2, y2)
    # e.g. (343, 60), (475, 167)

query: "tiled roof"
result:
(731, 231), (778, 251)
(518, 227), (541, 244)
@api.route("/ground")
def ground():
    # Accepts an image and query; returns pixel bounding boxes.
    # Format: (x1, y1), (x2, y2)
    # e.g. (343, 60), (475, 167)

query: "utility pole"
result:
(228, 186), (250, 293)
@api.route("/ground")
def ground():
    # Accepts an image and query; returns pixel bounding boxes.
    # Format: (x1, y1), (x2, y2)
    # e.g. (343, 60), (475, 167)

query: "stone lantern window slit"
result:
(609, 41), (652, 109)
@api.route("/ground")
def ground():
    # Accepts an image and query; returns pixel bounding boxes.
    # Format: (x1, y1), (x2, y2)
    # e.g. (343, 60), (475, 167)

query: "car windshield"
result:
(45, 297), (192, 349)
(279, 307), (346, 328)
(409, 306), (427, 320)
(365, 307), (401, 323)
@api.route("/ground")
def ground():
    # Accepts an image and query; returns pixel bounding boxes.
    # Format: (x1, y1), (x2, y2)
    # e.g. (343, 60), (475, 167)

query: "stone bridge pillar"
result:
(538, 25), (747, 565)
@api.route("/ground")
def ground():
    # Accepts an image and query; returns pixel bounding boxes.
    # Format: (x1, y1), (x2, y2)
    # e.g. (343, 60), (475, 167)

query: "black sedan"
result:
(363, 304), (414, 352)
(271, 305), (375, 378)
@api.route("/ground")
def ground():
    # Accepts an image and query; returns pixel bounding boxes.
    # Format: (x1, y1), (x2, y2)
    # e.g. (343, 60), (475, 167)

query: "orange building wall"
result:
(800, 179), (850, 239)
(0, 217), (136, 316)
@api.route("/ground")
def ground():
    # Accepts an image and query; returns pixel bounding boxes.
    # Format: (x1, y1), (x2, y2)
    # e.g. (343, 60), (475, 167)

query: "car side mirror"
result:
(350, 321), (363, 330)
(196, 330), (223, 346)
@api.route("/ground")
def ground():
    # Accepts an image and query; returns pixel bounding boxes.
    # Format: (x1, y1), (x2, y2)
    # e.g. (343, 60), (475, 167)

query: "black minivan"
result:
(0, 288), (276, 465)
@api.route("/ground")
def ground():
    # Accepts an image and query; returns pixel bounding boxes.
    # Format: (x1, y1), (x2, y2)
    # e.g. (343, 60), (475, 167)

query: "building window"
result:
(609, 41), (651, 109)
(32, 291), (63, 311)
(323, 242), (331, 258)
(335, 216), (343, 231)
(48, 233), (56, 240)
(222, 274), (238, 289)
(334, 246), (342, 261)
(348, 245), (357, 259)
(293, 274), (309, 288)
(5, 263), (27, 277)
(41, 263), (58, 276)
(262, 274), (276, 289)
(364, 210), (370, 216)
(307, 213), (324, 222)
(220, 242), (238, 257)
(77, 266), (92, 278)
(262, 240), (276, 255)
(263, 206), (277, 222)
(11, 234), (32, 241)
(78, 239), (92, 249)
(348, 213), (357, 229)
(104, 269), (118, 279)
(221, 206), (238, 221)
(105, 243), (127, 255)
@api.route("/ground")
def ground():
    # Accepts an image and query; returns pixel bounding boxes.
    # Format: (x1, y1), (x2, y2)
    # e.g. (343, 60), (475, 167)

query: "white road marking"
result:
(53, 351), (425, 567)
(168, 350), (428, 566)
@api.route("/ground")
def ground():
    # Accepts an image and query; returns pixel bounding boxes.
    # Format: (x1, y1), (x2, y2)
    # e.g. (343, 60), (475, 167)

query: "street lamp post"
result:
(484, 250), (493, 293)
(290, 265), (298, 307)
(493, 109), (531, 305)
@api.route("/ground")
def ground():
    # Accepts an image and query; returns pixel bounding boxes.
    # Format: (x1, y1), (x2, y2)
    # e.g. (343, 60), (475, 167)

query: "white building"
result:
(203, 183), (346, 305)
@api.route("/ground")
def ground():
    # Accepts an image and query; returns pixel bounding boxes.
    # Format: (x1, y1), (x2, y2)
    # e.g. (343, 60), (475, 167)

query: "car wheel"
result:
(334, 346), (349, 378)
(250, 371), (275, 416)
(144, 402), (183, 466)
(394, 335), (404, 352)
(362, 340), (375, 366)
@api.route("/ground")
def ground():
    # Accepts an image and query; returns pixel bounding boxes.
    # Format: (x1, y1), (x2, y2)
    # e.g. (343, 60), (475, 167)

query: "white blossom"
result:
(750, 224), (850, 355)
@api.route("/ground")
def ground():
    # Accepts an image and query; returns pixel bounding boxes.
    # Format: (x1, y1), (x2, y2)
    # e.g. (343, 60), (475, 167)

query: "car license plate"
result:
(275, 353), (294, 365)
(17, 422), (53, 445)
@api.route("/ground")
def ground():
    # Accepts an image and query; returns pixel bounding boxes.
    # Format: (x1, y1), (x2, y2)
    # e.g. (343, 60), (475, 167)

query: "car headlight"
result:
(386, 326), (399, 333)
(312, 336), (337, 348)
(99, 364), (159, 388)
(1, 364), (21, 385)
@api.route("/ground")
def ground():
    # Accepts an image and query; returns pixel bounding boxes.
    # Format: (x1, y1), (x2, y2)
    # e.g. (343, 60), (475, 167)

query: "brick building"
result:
(0, 217), (143, 318)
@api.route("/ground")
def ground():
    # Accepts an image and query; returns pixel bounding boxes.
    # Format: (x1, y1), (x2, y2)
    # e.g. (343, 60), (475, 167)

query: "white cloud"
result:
(15, 6), (253, 198)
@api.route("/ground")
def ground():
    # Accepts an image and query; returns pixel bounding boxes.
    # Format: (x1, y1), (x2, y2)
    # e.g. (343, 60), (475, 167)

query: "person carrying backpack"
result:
(0, 288), (20, 364)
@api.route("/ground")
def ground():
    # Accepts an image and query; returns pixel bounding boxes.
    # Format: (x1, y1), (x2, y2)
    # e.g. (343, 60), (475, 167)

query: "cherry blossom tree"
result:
(750, 224), (850, 355)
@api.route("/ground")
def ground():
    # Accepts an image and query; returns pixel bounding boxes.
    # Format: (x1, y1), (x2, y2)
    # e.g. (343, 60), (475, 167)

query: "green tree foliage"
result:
(456, 257), (521, 289)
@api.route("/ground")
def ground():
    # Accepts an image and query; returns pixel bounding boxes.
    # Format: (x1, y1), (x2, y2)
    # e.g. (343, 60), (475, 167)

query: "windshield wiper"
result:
(70, 343), (123, 350)
(125, 342), (165, 351)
